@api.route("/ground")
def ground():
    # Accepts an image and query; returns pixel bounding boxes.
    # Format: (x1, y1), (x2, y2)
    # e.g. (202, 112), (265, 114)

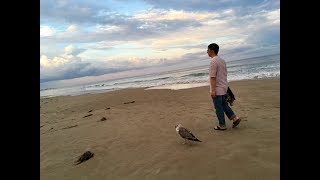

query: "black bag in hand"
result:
(225, 87), (236, 106)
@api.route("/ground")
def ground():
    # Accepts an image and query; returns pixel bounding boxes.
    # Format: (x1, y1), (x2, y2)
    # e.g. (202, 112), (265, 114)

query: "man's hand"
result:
(211, 91), (216, 98)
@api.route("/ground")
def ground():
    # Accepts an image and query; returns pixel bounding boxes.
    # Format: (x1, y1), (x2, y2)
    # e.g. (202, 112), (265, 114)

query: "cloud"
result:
(131, 9), (217, 22)
(64, 45), (73, 54)
(40, 25), (56, 37)
(140, 0), (279, 12)
(40, 44), (165, 83)
(40, 57), (131, 83)
(40, 0), (279, 84)
(41, 44), (89, 82)
(41, 0), (106, 24)
(96, 24), (123, 33)
(40, 10), (209, 45)
(40, 55), (69, 68)
(264, 8), (280, 24)
(64, 45), (86, 56)
(67, 25), (77, 32)
(41, 5), (279, 49)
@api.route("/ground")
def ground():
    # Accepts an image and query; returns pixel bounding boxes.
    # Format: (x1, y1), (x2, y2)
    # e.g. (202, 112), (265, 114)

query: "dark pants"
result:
(212, 95), (236, 127)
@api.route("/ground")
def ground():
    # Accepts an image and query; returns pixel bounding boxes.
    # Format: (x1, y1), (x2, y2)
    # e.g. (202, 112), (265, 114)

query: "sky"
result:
(40, 0), (280, 88)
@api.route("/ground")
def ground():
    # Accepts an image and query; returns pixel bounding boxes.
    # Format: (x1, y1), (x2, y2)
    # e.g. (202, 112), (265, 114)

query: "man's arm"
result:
(210, 77), (216, 97)
(209, 60), (217, 97)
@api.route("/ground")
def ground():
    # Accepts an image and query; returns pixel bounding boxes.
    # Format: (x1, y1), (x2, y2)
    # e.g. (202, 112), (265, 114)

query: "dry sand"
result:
(40, 78), (280, 180)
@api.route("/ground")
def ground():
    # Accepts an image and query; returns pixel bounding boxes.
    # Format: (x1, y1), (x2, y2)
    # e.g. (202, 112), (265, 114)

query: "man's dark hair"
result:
(208, 43), (219, 54)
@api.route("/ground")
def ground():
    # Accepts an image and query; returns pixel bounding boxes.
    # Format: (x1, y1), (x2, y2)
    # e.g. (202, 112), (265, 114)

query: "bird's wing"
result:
(179, 127), (196, 139)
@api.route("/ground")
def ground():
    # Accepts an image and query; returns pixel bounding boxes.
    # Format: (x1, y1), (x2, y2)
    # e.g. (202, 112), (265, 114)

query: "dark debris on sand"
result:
(74, 151), (94, 165)
(98, 117), (107, 122)
(124, 101), (135, 104)
(83, 114), (93, 118)
(62, 125), (78, 129)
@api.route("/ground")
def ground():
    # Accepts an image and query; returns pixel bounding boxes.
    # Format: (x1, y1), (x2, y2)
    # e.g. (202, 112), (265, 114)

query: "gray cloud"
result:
(41, 0), (279, 84)
(41, 0), (279, 26)
(246, 25), (280, 46)
(41, 0), (279, 48)
(41, 17), (206, 45)
(177, 51), (207, 61)
(156, 40), (278, 66)
(149, 43), (207, 52)
(70, 48), (86, 56)
(40, 54), (171, 83)
(140, 0), (279, 13)
(40, 61), (137, 83)
(41, 0), (115, 24)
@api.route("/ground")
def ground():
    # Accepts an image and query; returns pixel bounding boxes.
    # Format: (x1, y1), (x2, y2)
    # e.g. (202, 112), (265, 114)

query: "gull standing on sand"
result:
(175, 124), (201, 143)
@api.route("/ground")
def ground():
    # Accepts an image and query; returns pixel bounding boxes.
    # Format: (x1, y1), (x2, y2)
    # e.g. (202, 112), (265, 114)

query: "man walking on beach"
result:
(207, 43), (241, 130)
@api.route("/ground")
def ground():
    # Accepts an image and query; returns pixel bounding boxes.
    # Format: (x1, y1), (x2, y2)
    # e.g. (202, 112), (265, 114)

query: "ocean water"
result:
(40, 54), (280, 97)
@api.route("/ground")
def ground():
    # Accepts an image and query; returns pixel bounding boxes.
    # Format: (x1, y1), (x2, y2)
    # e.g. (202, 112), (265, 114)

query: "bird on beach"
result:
(175, 124), (201, 144)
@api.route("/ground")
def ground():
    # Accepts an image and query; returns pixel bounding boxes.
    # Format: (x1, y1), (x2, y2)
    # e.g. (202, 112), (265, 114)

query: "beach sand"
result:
(40, 78), (280, 180)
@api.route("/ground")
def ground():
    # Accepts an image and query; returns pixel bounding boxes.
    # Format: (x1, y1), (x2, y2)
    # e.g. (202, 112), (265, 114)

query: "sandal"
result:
(232, 118), (241, 128)
(214, 126), (227, 130)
